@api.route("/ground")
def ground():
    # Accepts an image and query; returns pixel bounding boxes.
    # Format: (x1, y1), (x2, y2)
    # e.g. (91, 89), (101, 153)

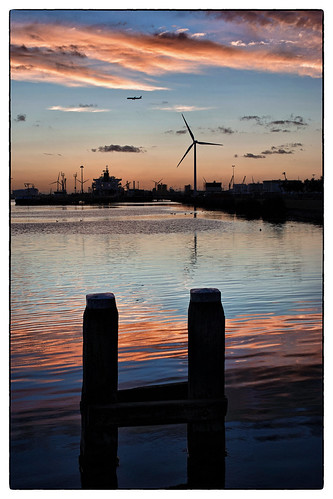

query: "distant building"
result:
(233, 183), (248, 194)
(205, 181), (222, 193)
(263, 180), (283, 193)
(184, 184), (192, 194)
(92, 165), (122, 195)
(157, 183), (168, 193)
(281, 180), (303, 193)
(247, 183), (263, 194)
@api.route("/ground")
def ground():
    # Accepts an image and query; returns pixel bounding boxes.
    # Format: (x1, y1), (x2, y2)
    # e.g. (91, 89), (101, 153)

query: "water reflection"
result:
(10, 203), (322, 489)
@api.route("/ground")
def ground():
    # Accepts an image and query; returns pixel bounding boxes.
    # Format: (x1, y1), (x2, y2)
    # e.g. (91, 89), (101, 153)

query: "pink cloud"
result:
(10, 16), (322, 91)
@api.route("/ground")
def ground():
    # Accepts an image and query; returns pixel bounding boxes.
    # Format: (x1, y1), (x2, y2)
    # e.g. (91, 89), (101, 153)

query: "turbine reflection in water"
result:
(10, 203), (322, 489)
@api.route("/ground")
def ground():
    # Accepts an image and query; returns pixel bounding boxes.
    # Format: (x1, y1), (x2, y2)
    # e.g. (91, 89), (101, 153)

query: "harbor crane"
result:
(229, 165), (235, 190)
(73, 173), (78, 194)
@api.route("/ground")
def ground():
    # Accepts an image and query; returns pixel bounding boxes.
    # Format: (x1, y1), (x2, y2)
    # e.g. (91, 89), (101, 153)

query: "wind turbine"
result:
(152, 178), (163, 190)
(177, 114), (223, 195)
(50, 172), (61, 192)
(78, 165), (89, 194)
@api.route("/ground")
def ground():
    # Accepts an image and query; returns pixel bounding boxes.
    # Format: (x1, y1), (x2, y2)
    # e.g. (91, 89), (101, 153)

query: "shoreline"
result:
(12, 192), (323, 225)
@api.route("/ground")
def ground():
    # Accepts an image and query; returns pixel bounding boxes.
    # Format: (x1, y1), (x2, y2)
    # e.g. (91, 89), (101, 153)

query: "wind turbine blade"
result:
(181, 114), (195, 142)
(177, 143), (194, 167)
(196, 141), (223, 146)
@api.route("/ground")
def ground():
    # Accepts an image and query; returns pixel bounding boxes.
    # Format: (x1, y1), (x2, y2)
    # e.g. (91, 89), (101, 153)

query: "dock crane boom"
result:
(229, 165), (235, 190)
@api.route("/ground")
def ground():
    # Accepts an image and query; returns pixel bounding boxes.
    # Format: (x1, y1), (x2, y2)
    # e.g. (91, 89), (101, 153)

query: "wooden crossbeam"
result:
(117, 381), (188, 403)
(88, 397), (228, 427)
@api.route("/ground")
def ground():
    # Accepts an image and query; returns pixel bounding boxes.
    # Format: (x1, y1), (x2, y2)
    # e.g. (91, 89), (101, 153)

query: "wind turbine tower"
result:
(79, 165), (89, 194)
(152, 178), (163, 190)
(177, 114), (223, 195)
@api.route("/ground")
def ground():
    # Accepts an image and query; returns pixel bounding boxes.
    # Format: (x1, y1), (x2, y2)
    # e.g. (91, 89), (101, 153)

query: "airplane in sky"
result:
(127, 96), (142, 100)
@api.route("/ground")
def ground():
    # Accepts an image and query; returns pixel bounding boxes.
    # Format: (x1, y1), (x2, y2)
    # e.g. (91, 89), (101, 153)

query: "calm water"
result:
(10, 202), (323, 489)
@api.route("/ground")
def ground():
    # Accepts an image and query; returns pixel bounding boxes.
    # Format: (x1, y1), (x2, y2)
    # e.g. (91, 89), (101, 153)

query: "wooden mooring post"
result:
(79, 293), (119, 489)
(79, 288), (227, 489)
(187, 288), (226, 488)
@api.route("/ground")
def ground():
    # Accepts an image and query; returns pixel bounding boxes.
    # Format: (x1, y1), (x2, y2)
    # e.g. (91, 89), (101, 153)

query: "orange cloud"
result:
(10, 38), (168, 91)
(10, 18), (322, 91)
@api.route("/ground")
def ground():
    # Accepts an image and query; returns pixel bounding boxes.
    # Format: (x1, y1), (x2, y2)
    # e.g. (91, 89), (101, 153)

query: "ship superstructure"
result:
(92, 165), (122, 196)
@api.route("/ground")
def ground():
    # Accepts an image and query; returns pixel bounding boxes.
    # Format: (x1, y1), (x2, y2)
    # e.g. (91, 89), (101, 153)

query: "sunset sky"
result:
(10, 7), (323, 192)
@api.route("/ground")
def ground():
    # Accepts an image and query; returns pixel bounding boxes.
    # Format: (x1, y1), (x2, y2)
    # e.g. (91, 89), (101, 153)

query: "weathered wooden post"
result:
(79, 293), (119, 489)
(187, 288), (226, 488)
